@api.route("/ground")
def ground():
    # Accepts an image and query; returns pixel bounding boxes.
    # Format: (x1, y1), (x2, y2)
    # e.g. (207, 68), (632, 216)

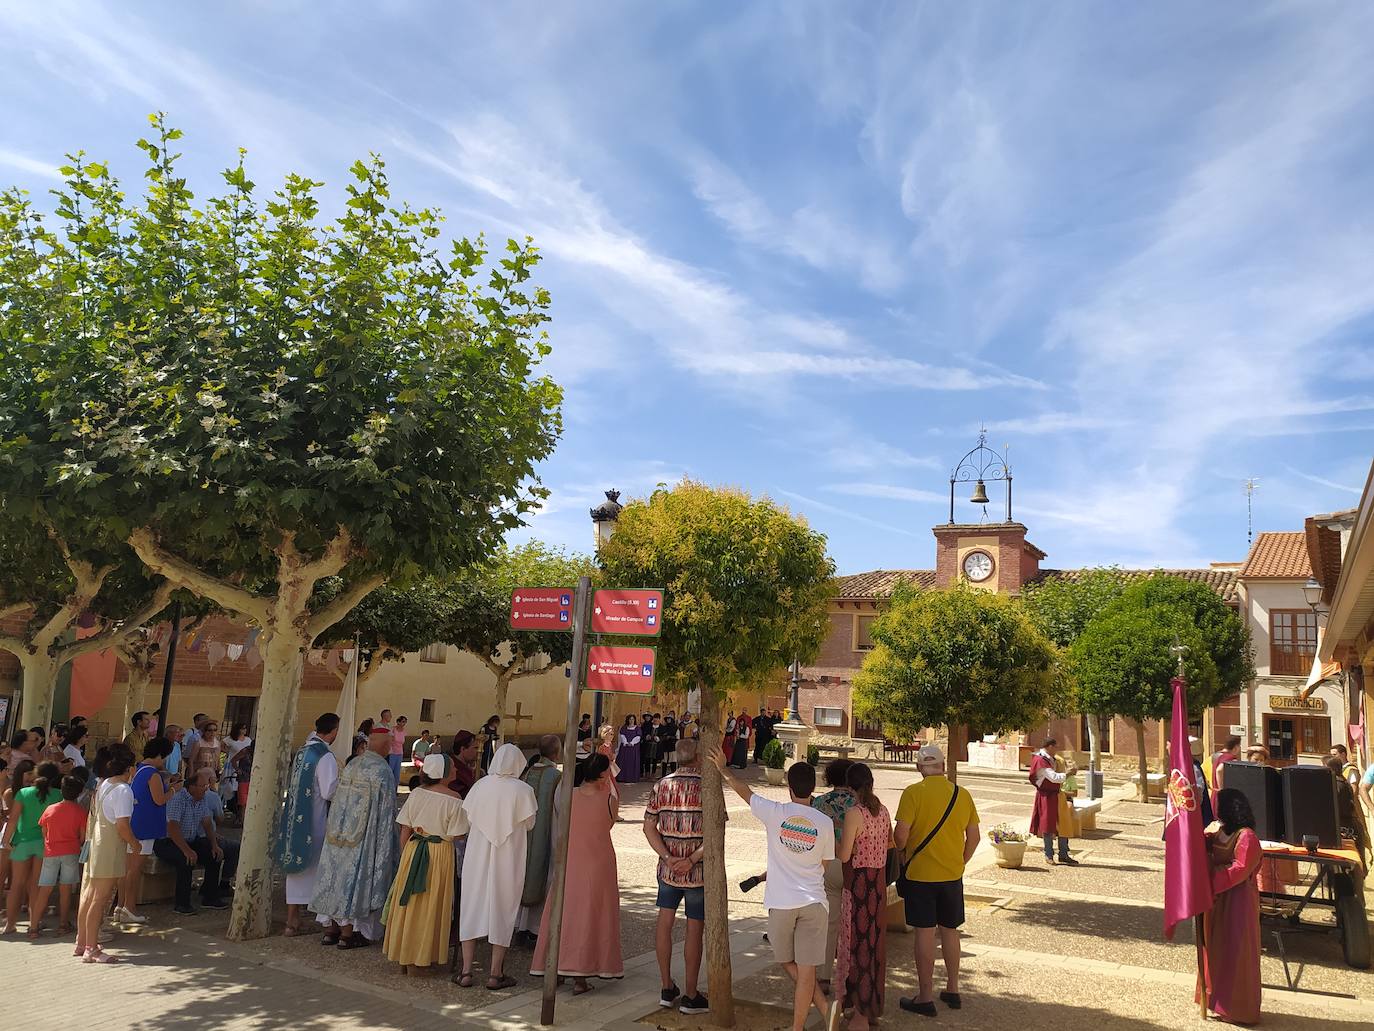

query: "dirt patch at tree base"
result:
(636, 999), (797, 1031)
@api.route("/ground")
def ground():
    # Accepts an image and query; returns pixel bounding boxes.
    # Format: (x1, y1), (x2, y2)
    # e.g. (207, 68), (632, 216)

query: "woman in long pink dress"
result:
(835, 762), (892, 1030)
(531, 752), (623, 992)
(1201, 788), (1263, 1025)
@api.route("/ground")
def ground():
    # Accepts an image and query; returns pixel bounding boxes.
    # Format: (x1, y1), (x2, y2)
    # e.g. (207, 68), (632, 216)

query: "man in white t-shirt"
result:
(711, 750), (838, 1031)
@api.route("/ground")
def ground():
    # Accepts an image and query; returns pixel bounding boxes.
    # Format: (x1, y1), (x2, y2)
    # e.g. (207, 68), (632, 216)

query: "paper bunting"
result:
(207, 642), (227, 669)
(246, 645), (262, 669)
(342, 649), (356, 664)
(308, 649), (325, 665)
(227, 644), (244, 661)
(245, 627), (261, 648)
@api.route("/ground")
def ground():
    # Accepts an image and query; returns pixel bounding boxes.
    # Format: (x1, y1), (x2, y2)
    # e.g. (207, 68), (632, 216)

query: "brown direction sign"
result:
(509, 588), (574, 632)
(590, 588), (664, 636)
(585, 645), (657, 694)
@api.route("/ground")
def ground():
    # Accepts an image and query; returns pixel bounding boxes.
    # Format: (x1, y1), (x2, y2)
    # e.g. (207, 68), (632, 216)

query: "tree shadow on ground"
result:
(732, 955), (1369, 1031)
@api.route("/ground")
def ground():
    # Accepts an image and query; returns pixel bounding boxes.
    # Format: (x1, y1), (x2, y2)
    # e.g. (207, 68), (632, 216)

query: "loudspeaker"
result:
(1281, 764), (1340, 848)
(1225, 761), (1283, 841)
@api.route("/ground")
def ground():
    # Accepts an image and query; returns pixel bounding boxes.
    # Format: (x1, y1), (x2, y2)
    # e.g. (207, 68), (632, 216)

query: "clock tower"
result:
(933, 431), (1046, 594)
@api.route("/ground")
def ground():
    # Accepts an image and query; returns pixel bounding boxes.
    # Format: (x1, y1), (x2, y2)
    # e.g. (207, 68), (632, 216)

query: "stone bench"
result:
(1130, 772), (1166, 801)
(1071, 797), (1102, 832)
(812, 744), (853, 762)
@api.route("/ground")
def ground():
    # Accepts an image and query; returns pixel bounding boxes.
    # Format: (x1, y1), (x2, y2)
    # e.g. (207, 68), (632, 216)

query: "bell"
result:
(969, 479), (990, 505)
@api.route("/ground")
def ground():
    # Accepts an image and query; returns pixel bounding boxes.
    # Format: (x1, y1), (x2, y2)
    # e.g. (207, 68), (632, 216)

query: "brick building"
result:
(796, 513), (1242, 766)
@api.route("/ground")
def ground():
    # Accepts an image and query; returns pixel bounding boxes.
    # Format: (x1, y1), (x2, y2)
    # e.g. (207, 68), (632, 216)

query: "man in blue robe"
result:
(310, 726), (399, 946)
(279, 712), (341, 936)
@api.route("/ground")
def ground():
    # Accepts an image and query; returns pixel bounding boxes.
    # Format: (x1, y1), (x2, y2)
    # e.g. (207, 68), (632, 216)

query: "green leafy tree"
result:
(0, 513), (174, 729)
(440, 542), (595, 736)
(853, 583), (1059, 783)
(1020, 568), (1130, 768)
(596, 481), (835, 1027)
(1069, 575), (1253, 799)
(0, 117), (562, 940)
(324, 575), (464, 688)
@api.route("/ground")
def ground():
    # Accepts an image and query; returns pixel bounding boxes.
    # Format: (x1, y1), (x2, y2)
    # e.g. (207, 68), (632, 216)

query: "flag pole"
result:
(1195, 913), (1208, 1018)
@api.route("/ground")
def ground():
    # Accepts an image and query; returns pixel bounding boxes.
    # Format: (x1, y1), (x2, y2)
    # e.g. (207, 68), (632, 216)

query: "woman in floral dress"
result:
(835, 762), (892, 1030)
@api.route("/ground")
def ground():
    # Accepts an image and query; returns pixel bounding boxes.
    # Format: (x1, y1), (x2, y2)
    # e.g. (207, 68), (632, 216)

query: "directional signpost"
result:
(518, 580), (666, 1025)
(509, 588), (574, 631)
(585, 645), (658, 694)
(590, 588), (663, 636)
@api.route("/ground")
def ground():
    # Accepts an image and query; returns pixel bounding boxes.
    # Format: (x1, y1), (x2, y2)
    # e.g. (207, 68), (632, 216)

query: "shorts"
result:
(39, 852), (81, 886)
(10, 838), (44, 863)
(127, 838), (154, 856)
(903, 879), (965, 929)
(656, 880), (705, 922)
(767, 903), (828, 966)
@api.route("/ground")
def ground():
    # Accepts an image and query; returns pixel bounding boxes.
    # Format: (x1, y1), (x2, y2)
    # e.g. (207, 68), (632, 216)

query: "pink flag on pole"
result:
(1163, 675), (1213, 940)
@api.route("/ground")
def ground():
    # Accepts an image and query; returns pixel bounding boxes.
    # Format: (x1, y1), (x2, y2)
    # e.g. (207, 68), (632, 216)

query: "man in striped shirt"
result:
(643, 737), (709, 1015)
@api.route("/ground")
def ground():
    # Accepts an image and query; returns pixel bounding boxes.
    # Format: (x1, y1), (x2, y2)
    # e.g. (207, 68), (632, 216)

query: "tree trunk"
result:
(1134, 720), (1149, 802)
(495, 670), (513, 744)
(946, 724), (964, 786)
(228, 615), (309, 941)
(697, 684), (735, 1028)
(18, 651), (62, 729)
(123, 662), (152, 732)
(1087, 713), (1102, 772)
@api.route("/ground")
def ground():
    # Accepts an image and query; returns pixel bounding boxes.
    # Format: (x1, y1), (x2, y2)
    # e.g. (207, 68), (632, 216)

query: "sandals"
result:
(486, 975), (518, 991)
(83, 947), (120, 964)
(572, 981), (594, 996)
(321, 931), (341, 946)
(452, 971), (475, 988)
(282, 924), (300, 937)
(337, 933), (371, 950)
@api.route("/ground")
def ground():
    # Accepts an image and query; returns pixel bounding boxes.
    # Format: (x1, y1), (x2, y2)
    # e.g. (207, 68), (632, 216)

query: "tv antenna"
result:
(1244, 478), (1259, 547)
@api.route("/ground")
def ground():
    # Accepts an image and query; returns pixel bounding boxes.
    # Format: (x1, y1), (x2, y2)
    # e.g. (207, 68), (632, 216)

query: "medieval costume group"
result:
(281, 715), (623, 988)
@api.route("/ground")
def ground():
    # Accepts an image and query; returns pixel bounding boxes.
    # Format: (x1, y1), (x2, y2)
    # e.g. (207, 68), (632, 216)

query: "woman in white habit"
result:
(457, 743), (537, 990)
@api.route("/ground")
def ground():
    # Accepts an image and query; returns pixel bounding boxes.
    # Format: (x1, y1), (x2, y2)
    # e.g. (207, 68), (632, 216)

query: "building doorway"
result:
(1263, 714), (1330, 765)
(222, 695), (258, 739)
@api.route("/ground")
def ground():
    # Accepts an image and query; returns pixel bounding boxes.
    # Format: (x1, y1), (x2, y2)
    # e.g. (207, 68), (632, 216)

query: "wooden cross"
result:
(1169, 634), (1189, 678)
(504, 701), (534, 735)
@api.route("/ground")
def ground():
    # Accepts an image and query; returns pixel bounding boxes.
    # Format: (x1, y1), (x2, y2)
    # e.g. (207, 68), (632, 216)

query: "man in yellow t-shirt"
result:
(893, 744), (980, 1018)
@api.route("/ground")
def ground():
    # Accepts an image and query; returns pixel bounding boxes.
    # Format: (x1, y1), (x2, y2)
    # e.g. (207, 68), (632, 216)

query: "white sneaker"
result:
(114, 907), (148, 925)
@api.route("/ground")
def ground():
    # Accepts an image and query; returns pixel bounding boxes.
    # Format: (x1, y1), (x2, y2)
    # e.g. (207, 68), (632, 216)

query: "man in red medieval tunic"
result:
(1029, 738), (1078, 866)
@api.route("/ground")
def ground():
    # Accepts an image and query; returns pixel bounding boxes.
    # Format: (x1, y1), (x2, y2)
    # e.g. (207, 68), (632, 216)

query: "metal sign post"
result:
(540, 574), (591, 1025)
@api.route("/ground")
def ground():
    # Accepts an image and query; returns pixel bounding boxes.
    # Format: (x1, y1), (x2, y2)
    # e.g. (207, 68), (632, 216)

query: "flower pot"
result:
(992, 841), (1027, 869)
(764, 766), (786, 786)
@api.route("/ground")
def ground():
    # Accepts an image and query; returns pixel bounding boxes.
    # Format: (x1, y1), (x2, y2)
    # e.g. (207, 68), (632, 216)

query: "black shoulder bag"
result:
(890, 785), (960, 896)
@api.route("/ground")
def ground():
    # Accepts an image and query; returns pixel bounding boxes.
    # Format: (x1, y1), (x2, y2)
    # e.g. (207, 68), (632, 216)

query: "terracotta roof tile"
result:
(834, 570), (936, 599)
(1028, 567), (1239, 604)
(836, 567), (1238, 603)
(1238, 532), (1312, 579)
(1303, 518), (1342, 605)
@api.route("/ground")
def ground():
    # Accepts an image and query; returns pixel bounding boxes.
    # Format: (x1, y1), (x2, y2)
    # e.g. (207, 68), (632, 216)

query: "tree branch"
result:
(0, 633), (29, 656)
(298, 526), (356, 584)
(129, 528), (266, 620)
(512, 659), (552, 680)
(31, 553), (114, 652)
(55, 579), (177, 664)
(0, 602), (29, 623)
(477, 653), (506, 679)
(307, 572), (386, 642)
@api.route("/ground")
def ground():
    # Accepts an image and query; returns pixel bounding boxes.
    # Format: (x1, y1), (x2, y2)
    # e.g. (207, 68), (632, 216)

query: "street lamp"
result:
(1302, 577), (1324, 612)
(590, 489), (623, 550)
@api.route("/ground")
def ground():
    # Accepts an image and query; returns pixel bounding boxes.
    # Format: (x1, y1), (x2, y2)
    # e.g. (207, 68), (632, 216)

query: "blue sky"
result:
(2, 1), (1372, 574)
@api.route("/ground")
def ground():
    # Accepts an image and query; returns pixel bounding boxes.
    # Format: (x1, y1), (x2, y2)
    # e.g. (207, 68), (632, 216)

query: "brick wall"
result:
(797, 677), (854, 736)
(816, 608), (866, 669)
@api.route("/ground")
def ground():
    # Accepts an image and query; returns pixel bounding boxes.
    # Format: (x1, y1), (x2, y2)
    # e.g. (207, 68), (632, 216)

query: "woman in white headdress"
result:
(381, 753), (469, 974)
(457, 743), (538, 990)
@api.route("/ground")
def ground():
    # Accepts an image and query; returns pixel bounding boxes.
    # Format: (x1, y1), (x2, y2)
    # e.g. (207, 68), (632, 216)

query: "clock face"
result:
(962, 550), (995, 583)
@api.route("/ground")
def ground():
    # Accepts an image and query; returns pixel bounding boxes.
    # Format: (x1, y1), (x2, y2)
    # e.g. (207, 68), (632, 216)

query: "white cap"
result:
(917, 743), (945, 766)
(422, 753), (448, 779)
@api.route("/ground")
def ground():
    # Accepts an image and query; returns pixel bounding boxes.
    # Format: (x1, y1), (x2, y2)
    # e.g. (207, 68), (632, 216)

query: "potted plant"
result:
(988, 823), (1029, 868)
(806, 743), (821, 767)
(762, 739), (788, 785)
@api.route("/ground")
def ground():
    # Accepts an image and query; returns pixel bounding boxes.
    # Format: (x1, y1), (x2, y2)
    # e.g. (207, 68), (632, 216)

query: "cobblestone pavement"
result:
(1, 765), (1369, 1029)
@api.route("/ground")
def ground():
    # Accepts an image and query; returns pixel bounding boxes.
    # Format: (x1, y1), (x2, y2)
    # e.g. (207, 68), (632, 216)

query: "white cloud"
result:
(0, 149), (62, 181)
(774, 489), (923, 539)
(824, 482), (945, 504)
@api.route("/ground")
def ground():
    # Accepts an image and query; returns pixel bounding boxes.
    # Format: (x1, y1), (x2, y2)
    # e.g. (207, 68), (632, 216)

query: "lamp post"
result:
(788, 658), (800, 722)
(589, 490), (622, 731)
(1302, 577), (1327, 621)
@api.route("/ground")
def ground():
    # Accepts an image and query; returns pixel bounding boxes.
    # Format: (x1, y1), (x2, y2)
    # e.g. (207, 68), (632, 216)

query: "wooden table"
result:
(1259, 840), (1368, 971)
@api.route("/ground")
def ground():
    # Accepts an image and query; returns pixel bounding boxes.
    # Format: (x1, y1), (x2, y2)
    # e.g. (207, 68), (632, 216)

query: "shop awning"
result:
(1300, 630), (1343, 699)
